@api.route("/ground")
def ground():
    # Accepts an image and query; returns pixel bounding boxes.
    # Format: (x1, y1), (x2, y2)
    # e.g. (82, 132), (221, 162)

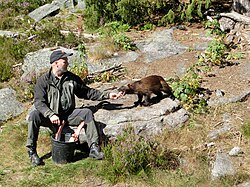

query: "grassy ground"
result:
(1, 102), (249, 187)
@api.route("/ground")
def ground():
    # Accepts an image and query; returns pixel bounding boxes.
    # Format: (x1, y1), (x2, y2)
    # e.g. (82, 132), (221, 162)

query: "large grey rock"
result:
(28, 1), (62, 22)
(207, 88), (250, 106)
(211, 153), (235, 180)
(0, 88), (24, 122)
(135, 28), (188, 63)
(21, 47), (128, 82)
(21, 47), (77, 81)
(28, 0), (86, 22)
(92, 98), (189, 138)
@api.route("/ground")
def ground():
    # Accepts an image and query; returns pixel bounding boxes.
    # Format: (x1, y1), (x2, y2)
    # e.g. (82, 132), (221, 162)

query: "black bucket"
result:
(51, 134), (76, 164)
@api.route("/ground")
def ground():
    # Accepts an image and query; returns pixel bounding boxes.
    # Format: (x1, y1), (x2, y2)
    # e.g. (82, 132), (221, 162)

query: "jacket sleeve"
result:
(74, 76), (110, 101)
(34, 76), (55, 118)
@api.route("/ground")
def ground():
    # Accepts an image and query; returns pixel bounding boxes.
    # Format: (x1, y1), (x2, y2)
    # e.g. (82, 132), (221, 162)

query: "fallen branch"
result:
(220, 11), (250, 25)
(88, 64), (123, 76)
(87, 64), (125, 80)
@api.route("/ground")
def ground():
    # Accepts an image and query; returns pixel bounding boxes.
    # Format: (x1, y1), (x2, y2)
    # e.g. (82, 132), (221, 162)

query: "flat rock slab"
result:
(135, 28), (188, 63)
(78, 96), (189, 138)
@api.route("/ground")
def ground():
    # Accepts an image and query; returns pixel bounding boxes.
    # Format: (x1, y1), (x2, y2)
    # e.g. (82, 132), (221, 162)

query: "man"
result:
(26, 49), (124, 166)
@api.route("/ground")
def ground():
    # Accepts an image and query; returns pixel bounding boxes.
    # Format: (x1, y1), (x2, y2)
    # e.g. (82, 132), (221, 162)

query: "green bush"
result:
(98, 21), (130, 36)
(84, 0), (213, 30)
(102, 126), (179, 182)
(204, 38), (227, 66)
(204, 19), (225, 36)
(32, 20), (81, 48)
(98, 21), (136, 51)
(113, 34), (136, 50)
(140, 23), (155, 31)
(171, 66), (201, 103)
(0, 0), (53, 30)
(103, 127), (151, 178)
(0, 0), (53, 14)
(170, 63), (208, 112)
(0, 36), (35, 82)
(69, 43), (88, 81)
(0, 62), (12, 82)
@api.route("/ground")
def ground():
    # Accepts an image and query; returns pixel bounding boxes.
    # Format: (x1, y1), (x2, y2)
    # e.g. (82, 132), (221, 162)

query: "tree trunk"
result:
(233, 0), (250, 16)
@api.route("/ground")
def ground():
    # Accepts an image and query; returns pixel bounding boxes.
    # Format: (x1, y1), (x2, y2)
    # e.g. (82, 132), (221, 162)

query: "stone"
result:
(211, 153), (235, 180)
(228, 146), (243, 156)
(0, 88), (24, 122)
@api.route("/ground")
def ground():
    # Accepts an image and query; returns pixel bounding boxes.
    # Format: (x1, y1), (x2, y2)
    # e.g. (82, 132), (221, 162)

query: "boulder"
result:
(0, 88), (24, 122)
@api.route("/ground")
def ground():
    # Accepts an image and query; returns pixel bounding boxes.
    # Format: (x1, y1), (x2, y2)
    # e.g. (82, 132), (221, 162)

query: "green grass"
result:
(241, 122), (250, 138)
(1, 114), (249, 187)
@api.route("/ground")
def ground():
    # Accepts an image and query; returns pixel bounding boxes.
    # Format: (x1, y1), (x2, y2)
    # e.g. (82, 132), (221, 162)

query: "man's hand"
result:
(109, 91), (125, 100)
(50, 114), (65, 126)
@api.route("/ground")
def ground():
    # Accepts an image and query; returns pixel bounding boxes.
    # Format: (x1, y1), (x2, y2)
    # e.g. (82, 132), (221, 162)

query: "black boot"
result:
(89, 143), (104, 160)
(28, 147), (42, 166)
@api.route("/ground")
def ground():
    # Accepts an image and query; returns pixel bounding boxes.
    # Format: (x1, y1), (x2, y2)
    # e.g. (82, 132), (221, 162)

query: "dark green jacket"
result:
(34, 69), (109, 118)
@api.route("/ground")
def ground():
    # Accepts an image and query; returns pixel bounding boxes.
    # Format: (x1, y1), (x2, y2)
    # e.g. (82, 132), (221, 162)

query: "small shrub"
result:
(113, 34), (136, 51)
(29, 20), (82, 48)
(185, 0), (195, 21)
(103, 127), (151, 179)
(0, 62), (12, 82)
(171, 65), (201, 107)
(204, 19), (225, 36)
(98, 21), (130, 37)
(140, 23), (155, 31)
(91, 71), (119, 83)
(83, 4), (101, 31)
(0, 36), (35, 82)
(69, 43), (88, 81)
(226, 52), (246, 61)
(204, 38), (227, 66)
(97, 21), (136, 51)
(102, 126), (179, 182)
(166, 9), (176, 24)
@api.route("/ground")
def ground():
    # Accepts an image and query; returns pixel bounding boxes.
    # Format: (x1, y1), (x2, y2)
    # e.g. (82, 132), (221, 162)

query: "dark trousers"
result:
(26, 108), (99, 148)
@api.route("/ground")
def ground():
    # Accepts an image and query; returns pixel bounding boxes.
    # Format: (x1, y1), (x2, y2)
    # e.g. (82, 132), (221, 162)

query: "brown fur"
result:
(118, 75), (172, 106)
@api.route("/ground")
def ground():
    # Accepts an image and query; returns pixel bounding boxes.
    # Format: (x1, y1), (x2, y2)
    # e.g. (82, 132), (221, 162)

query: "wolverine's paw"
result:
(141, 101), (151, 106)
(134, 101), (141, 107)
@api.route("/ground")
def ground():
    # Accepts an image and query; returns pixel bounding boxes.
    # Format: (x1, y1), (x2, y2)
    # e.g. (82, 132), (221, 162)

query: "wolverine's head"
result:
(118, 84), (135, 94)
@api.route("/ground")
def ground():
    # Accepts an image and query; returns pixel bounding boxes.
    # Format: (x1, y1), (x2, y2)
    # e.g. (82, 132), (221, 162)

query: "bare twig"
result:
(12, 63), (22, 68)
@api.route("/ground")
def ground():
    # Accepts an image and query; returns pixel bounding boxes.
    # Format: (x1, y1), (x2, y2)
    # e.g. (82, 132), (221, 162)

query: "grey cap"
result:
(50, 50), (73, 64)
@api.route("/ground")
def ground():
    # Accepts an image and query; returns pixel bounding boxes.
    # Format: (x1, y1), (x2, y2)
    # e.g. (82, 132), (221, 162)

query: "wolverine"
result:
(118, 75), (173, 106)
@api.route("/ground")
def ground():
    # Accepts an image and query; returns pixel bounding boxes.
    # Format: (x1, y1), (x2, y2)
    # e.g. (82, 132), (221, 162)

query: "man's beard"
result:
(57, 67), (68, 76)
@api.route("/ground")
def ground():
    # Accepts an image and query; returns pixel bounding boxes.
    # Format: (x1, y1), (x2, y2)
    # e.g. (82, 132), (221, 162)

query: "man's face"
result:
(55, 57), (69, 75)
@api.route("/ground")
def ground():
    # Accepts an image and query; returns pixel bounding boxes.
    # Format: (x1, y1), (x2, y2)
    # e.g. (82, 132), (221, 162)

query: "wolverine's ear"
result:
(128, 84), (132, 89)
